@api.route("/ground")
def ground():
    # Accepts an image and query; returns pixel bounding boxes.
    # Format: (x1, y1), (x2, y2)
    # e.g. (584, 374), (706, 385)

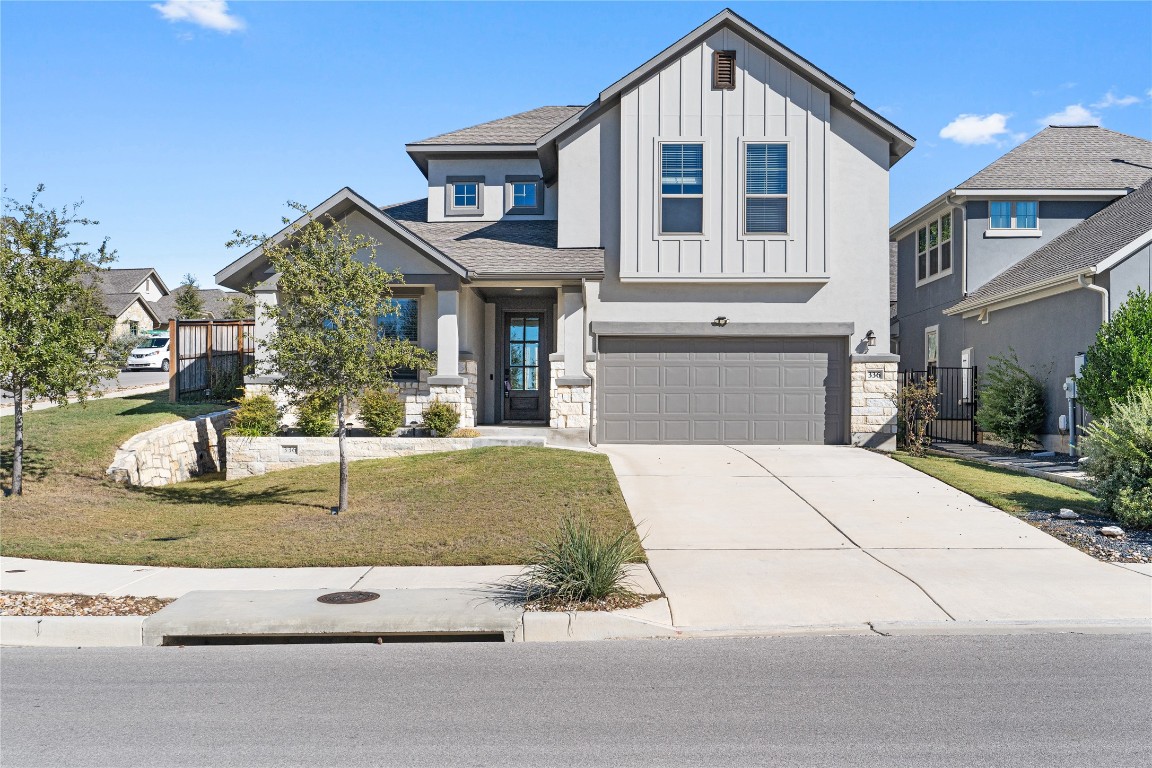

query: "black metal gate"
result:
(899, 367), (979, 444)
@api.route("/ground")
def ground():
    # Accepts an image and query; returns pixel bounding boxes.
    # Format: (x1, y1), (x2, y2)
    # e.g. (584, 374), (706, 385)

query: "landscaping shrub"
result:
(897, 378), (937, 456)
(359, 388), (405, 436)
(106, 334), (141, 369)
(296, 393), (337, 437)
(1082, 386), (1152, 523)
(422, 399), (460, 436)
(226, 394), (280, 437)
(975, 351), (1047, 451)
(449, 428), (482, 438)
(1077, 287), (1152, 419)
(520, 515), (644, 604)
(206, 363), (244, 402)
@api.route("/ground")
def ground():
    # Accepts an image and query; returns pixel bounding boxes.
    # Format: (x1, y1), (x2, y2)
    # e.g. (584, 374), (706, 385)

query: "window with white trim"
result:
(916, 212), (953, 284)
(744, 143), (788, 234)
(660, 143), (704, 235)
(989, 200), (1038, 230)
(925, 325), (939, 376)
(445, 176), (483, 216)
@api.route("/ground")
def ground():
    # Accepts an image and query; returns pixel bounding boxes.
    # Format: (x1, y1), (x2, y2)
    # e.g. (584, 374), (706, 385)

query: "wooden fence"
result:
(168, 319), (255, 402)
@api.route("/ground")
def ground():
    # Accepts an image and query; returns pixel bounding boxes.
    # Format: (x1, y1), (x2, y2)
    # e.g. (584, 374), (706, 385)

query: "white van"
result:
(126, 335), (171, 372)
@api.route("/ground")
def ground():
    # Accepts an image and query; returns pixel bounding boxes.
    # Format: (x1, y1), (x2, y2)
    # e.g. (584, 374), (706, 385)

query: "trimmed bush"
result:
(449, 428), (482, 438)
(898, 378), (937, 456)
(1082, 386), (1152, 523)
(226, 394), (279, 437)
(1077, 287), (1152, 419)
(359, 388), (405, 436)
(975, 351), (1047, 451)
(422, 399), (460, 437)
(296, 393), (337, 437)
(520, 515), (644, 604)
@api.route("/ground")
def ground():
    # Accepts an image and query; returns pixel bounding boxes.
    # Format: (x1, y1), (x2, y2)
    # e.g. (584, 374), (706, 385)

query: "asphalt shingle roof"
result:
(409, 106), (584, 146)
(151, 289), (249, 320)
(382, 199), (604, 276)
(949, 177), (1152, 314)
(100, 292), (152, 319)
(83, 268), (158, 295)
(960, 126), (1152, 190)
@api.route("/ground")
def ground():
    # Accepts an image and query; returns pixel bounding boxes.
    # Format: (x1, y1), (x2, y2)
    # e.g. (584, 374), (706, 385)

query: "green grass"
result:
(892, 452), (1099, 516)
(1, 393), (637, 568)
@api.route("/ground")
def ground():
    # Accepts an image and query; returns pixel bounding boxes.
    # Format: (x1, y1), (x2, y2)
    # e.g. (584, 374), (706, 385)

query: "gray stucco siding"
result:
(964, 200), (1110, 291)
(1102, 242), (1151, 314)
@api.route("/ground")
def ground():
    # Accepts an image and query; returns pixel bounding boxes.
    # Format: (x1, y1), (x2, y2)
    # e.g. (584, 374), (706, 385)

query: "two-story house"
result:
(215, 9), (913, 447)
(84, 267), (169, 336)
(892, 126), (1152, 451)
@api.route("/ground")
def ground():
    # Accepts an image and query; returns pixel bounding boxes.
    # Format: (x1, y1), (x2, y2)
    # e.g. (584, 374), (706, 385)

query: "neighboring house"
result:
(892, 126), (1152, 452)
(151, 288), (251, 321)
(215, 9), (913, 447)
(84, 267), (169, 336)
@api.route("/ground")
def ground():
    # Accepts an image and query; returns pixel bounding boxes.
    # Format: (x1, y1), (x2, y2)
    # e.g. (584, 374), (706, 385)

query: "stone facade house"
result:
(85, 268), (169, 336)
(892, 126), (1152, 451)
(215, 9), (913, 448)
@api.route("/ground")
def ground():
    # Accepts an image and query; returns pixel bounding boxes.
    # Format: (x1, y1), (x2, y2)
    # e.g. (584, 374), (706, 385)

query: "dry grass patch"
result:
(1, 393), (637, 568)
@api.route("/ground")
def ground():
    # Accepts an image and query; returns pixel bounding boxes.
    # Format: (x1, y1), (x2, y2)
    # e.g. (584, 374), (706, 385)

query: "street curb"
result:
(0, 616), (144, 647)
(518, 598), (677, 642)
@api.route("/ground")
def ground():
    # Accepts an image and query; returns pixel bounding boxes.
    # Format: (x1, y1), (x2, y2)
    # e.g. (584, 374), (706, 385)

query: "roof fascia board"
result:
(954, 188), (1132, 197)
(945, 270), (1089, 317)
(1094, 228), (1152, 273)
(470, 271), (604, 281)
(132, 269), (170, 296)
(404, 144), (538, 153)
(214, 187), (468, 287)
(891, 191), (962, 240)
(135, 297), (163, 325)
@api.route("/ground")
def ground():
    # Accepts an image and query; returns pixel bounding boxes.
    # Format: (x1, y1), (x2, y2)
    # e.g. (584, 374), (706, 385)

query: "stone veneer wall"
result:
(850, 357), (899, 451)
(227, 435), (543, 479)
(549, 357), (593, 429)
(106, 410), (233, 487)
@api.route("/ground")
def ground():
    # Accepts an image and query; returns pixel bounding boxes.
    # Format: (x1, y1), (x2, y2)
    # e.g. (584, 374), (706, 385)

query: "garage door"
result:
(597, 336), (846, 445)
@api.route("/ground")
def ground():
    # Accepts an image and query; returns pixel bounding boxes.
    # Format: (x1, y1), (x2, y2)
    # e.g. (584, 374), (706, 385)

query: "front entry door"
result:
(504, 314), (545, 421)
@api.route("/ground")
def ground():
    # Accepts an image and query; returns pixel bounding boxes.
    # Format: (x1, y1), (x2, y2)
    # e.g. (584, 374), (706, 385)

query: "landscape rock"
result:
(1099, 526), (1125, 538)
(1057, 509), (1081, 520)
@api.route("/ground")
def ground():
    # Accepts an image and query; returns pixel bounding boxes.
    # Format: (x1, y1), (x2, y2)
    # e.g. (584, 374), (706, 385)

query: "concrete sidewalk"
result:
(602, 445), (1152, 633)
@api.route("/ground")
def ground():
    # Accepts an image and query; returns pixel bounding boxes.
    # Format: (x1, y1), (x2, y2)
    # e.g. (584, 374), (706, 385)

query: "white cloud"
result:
(939, 113), (1013, 146)
(152, 1), (245, 33)
(1093, 90), (1141, 108)
(1040, 103), (1101, 126)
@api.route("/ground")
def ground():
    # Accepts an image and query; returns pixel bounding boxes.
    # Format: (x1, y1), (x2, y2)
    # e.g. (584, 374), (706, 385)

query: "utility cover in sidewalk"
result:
(317, 591), (380, 605)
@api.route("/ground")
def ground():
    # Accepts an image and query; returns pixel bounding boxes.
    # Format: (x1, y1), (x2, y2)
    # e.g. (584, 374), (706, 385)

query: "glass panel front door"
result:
(505, 314), (544, 421)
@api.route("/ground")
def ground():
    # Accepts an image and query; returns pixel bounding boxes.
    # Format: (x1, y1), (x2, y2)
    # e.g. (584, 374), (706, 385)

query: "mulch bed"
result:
(0, 592), (172, 617)
(523, 592), (661, 612)
(1023, 511), (1152, 564)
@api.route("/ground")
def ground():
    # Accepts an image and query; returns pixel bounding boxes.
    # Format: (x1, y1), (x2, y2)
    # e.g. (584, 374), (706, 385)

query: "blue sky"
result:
(3, 1), (1150, 290)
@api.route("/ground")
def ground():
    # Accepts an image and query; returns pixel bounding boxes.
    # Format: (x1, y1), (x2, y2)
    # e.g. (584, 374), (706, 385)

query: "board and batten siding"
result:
(619, 28), (829, 281)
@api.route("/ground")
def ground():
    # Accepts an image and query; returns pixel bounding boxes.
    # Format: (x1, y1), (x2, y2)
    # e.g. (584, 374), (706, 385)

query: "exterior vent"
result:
(713, 50), (736, 90)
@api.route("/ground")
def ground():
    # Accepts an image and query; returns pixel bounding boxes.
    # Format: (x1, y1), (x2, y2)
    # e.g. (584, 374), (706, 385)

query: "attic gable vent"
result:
(713, 50), (736, 90)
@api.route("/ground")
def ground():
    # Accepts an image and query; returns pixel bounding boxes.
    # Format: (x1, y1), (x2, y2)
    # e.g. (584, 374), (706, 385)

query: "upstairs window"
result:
(378, 297), (420, 380)
(445, 176), (484, 216)
(505, 175), (545, 215)
(916, 212), (953, 284)
(989, 200), (1039, 230)
(660, 143), (704, 235)
(744, 143), (788, 234)
(712, 50), (736, 90)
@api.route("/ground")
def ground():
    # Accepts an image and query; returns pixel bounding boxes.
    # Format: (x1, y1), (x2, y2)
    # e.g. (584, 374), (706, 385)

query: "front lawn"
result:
(1, 393), (637, 568)
(892, 452), (1099, 516)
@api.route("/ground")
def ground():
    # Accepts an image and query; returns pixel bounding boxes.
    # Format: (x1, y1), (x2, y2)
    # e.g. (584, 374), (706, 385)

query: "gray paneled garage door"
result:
(597, 336), (846, 445)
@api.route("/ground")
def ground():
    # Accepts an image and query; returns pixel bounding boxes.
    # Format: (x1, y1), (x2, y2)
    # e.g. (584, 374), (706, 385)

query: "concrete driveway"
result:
(602, 445), (1152, 632)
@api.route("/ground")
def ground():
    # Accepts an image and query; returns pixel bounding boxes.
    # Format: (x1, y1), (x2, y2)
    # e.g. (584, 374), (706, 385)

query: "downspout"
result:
(581, 277), (597, 447)
(1078, 273), (1110, 324)
(946, 194), (968, 295)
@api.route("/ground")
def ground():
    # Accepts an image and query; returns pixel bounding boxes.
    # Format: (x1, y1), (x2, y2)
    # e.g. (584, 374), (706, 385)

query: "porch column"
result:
(428, 287), (464, 385)
(244, 278), (281, 394)
(559, 287), (590, 385)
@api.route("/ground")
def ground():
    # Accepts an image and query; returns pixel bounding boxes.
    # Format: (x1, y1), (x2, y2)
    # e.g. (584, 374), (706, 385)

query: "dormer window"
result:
(505, 175), (544, 215)
(446, 176), (484, 216)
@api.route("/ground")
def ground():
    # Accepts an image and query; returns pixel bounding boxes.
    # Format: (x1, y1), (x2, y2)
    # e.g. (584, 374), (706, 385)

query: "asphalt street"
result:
(1, 370), (168, 404)
(2, 633), (1150, 767)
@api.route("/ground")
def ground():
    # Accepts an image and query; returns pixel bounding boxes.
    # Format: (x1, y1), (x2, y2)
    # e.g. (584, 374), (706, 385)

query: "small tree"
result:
(228, 203), (434, 513)
(173, 273), (206, 319)
(1, 185), (120, 495)
(1077, 288), (1152, 419)
(221, 289), (253, 319)
(897, 377), (937, 456)
(975, 351), (1047, 451)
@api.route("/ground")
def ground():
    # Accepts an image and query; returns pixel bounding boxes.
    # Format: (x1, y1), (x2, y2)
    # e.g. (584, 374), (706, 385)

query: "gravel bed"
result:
(524, 592), (662, 612)
(1023, 511), (1152, 563)
(0, 592), (172, 617)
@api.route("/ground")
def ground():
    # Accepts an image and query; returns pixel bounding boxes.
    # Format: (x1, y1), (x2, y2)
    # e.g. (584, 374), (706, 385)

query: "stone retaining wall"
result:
(106, 410), (232, 487)
(226, 435), (544, 479)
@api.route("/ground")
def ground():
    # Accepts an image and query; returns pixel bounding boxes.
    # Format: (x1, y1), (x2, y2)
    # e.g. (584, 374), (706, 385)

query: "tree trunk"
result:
(337, 393), (348, 514)
(12, 387), (23, 496)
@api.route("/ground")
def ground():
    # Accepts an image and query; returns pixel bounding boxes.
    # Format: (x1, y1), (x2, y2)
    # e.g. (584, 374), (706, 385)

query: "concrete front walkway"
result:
(602, 445), (1152, 633)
